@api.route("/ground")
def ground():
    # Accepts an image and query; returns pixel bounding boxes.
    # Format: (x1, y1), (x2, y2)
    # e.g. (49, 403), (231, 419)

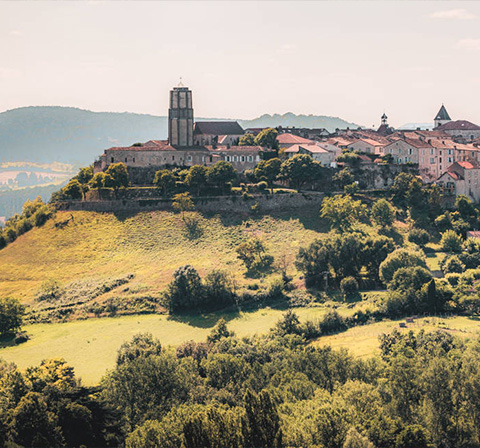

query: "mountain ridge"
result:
(0, 106), (359, 164)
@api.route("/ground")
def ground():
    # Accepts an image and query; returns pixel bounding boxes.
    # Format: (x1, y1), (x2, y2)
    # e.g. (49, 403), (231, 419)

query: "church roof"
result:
(436, 120), (480, 131)
(193, 121), (244, 136)
(435, 105), (451, 121)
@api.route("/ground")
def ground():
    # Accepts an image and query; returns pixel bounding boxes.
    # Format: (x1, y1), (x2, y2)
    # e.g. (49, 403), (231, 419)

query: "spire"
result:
(178, 77), (184, 87)
(435, 104), (451, 121)
(381, 112), (388, 125)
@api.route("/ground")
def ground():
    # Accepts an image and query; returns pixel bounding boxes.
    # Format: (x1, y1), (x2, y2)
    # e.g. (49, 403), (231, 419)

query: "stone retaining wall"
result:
(55, 192), (325, 214)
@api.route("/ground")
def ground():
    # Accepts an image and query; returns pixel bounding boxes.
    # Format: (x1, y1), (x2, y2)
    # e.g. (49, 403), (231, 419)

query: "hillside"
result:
(0, 107), (359, 164)
(0, 209), (325, 307)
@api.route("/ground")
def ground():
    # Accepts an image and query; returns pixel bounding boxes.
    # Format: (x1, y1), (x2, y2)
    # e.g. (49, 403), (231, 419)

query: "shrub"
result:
(207, 318), (234, 343)
(379, 249), (427, 284)
(165, 265), (204, 312)
(37, 279), (63, 301)
(407, 228), (430, 247)
(340, 277), (359, 300)
(0, 297), (25, 336)
(442, 255), (465, 274)
(371, 199), (395, 228)
(33, 205), (55, 227)
(274, 310), (301, 336)
(440, 230), (463, 253)
(236, 238), (273, 272)
(320, 310), (347, 334)
(117, 333), (162, 365)
(203, 270), (235, 308)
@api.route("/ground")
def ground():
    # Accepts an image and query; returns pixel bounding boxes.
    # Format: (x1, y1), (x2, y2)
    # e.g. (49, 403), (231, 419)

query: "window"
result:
(409, 148), (413, 155)
(187, 155), (192, 162)
(111, 157), (114, 163)
(125, 157), (128, 163)
(439, 157), (442, 163)
(448, 149), (453, 155)
(389, 148), (393, 154)
(226, 156), (230, 162)
(241, 156), (245, 162)
(247, 156), (253, 162)
(430, 148), (434, 155)
(256, 155), (260, 161)
(133, 157), (135, 163)
(430, 158), (435, 164)
(172, 156), (175, 161)
(448, 157), (453, 163)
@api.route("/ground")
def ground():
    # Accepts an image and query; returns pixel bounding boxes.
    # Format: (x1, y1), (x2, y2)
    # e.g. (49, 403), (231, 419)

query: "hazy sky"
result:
(1, 1), (480, 127)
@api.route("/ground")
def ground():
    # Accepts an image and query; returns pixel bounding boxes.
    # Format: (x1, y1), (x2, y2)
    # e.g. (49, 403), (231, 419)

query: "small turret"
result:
(434, 104), (451, 128)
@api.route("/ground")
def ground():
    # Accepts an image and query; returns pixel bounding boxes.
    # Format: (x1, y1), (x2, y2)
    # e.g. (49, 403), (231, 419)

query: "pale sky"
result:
(1, 1), (480, 127)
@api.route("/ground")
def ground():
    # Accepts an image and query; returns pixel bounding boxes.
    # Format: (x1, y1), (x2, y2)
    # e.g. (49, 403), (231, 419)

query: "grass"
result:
(425, 252), (446, 271)
(314, 315), (480, 358)
(0, 304), (352, 385)
(0, 209), (326, 305)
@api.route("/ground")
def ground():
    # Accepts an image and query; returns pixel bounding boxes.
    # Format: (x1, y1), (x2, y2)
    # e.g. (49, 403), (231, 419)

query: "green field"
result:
(1, 305), (344, 385)
(314, 315), (480, 357)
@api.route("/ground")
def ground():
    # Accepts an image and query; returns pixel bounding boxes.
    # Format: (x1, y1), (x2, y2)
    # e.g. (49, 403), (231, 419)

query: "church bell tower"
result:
(168, 80), (194, 147)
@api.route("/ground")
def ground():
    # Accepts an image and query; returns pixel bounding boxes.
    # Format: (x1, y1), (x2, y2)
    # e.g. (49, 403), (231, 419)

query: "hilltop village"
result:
(90, 83), (480, 201)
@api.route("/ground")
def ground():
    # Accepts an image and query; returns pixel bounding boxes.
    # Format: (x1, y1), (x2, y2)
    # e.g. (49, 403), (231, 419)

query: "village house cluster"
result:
(94, 83), (480, 201)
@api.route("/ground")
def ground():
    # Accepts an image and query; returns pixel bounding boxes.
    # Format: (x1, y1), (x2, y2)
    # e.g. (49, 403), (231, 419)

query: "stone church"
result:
(95, 84), (265, 181)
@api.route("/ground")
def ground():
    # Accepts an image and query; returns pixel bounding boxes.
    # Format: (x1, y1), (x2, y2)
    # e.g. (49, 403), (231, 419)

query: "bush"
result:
(117, 333), (162, 365)
(371, 199), (395, 228)
(257, 181), (268, 192)
(379, 249), (427, 284)
(236, 238), (273, 272)
(440, 230), (463, 253)
(408, 228), (430, 247)
(442, 255), (465, 274)
(340, 277), (359, 300)
(0, 297), (25, 336)
(203, 270), (235, 308)
(165, 265), (204, 312)
(319, 310), (347, 334)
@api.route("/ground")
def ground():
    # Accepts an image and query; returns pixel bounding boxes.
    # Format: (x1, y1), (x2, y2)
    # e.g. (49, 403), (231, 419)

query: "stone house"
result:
(436, 161), (480, 202)
(436, 120), (480, 142)
(193, 121), (244, 147)
(347, 138), (386, 155)
(209, 146), (264, 171)
(283, 144), (336, 167)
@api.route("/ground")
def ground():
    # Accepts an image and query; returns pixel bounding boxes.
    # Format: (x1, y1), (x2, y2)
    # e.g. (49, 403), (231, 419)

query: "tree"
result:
(320, 195), (366, 232)
(75, 166), (94, 184)
(239, 133), (255, 146)
(379, 249), (427, 284)
(117, 333), (162, 366)
(395, 425), (429, 448)
(371, 199), (395, 228)
(236, 238), (273, 271)
(207, 161), (237, 194)
(105, 162), (129, 189)
(154, 169), (176, 196)
(0, 297), (25, 336)
(165, 265), (204, 312)
(172, 192), (194, 217)
(274, 310), (301, 336)
(280, 154), (322, 190)
(440, 230), (463, 253)
(340, 277), (359, 301)
(62, 179), (84, 199)
(207, 318), (235, 343)
(442, 255), (465, 274)
(254, 158), (282, 191)
(185, 165), (208, 196)
(343, 428), (375, 448)
(333, 168), (355, 189)
(407, 228), (430, 247)
(242, 389), (283, 448)
(456, 195), (477, 222)
(89, 172), (106, 189)
(11, 392), (63, 447)
(254, 128), (279, 149)
(203, 270), (235, 308)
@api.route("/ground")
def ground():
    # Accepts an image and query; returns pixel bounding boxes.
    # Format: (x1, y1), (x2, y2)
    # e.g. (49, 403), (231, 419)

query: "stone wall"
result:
(56, 191), (325, 214)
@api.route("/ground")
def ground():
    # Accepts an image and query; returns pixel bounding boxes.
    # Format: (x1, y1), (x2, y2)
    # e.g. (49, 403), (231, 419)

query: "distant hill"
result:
(239, 112), (359, 131)
(398, 123), (435, 131)
(0, 107), (359, 165)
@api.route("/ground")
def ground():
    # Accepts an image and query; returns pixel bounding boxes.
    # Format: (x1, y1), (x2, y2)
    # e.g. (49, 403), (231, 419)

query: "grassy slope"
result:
(314, 316), (480, 358)
(1, 306), (344, 385)
(0, 209), (324, 304)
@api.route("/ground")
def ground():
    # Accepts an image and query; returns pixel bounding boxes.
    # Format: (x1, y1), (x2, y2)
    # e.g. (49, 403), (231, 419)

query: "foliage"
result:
(254, 128), (279, 149)
(407, 228), (430, 247)
(379, 248), (427, 284)
(333, 168), (355, 189)
(185, 165), (208, 196)
(62, 178), (84, 199)
(0, 297), (25, 336)
(442, 255), (465, 274)
(280, 154), (322, 190)
(154, 169), (177, 196)
(440, 230), (463, 253)
(165, 265), (204, 312)
(236, 237), (274, 272)
(105, 162), (129, 189)
(207, 318), (235, 343)
(117, 333), (163, 365)
(172, 192), (194, 215)
(254, 158), (282, 189)
(74, 166), (94, 184)
(239, 133), (255, 146)
(337, 151), (361, 167)
(340, 276), (359, 300)
(371, 199), (395, 228)
(320, 195), (367, 232)
(207, 161), (237, 193)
